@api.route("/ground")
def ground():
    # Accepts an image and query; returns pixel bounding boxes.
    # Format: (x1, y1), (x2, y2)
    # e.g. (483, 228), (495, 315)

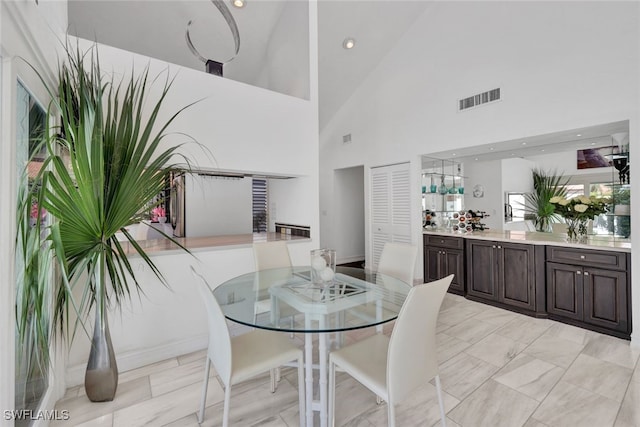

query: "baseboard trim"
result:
(631, 334), (640, 350)
(65, 334), (208, 387)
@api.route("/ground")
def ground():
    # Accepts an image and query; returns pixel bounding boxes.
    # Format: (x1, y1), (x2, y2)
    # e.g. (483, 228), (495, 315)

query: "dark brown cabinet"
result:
(466, 240), (545, 314)
(546, 247), (631, 339)
(423, 235), (464, 294)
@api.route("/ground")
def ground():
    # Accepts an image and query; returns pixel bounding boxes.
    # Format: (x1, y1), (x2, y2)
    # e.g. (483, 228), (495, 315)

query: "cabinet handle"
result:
(584, 272), (590, 276)
(576, 271), (582, 275)
(497, 245), (502, 249)
(492, 245), (496, 249)
(580, 255), (586, 259)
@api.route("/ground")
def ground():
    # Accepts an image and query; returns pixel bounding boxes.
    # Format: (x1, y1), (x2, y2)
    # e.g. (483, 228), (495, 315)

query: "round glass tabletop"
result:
(212, 266), (411, 333)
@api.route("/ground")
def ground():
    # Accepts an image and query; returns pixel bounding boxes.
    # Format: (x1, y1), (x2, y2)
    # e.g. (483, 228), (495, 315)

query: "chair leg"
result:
(222, 384), (232, 427)
(297, 355), (305, 427)
(328, 360), (336, 427)
(387, 400), (396, 427)
(376, 395), (382, 405)
(289, 315), (295, 338)
(270, 369), (276, 393)
(198, 358), (211, 423)
(276, 367), (281, 383)
(435, 375), (447, 427)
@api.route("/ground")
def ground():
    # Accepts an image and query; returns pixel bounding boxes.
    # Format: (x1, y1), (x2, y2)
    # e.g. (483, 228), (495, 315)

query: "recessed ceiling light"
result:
(489, 147), (495, 151)
(591, 142), (596, 145)
(541, 149), (545, 152)
(576, 133), (582, 137)
(474, 158), (479, 161)
(232, 0), (245, 8)
(452, 153), (457, 156)
(342, 37), (356, 49)
(521, 142), (527, 145)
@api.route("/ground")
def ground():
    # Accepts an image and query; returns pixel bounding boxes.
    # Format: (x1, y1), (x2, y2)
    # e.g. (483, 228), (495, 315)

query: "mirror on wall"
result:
(421, 120), (630, 241)
(15, 81), (49, 420)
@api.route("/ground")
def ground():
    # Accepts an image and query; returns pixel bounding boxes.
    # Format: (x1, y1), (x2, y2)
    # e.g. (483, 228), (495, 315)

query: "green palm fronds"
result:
(523, 168), (568, 231)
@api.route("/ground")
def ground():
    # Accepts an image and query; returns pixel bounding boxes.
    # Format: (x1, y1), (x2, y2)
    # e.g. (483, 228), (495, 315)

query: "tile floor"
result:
(53, 293), (640, 426)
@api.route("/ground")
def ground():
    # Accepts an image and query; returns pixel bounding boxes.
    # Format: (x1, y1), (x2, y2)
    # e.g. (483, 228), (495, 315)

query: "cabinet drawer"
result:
(425, 234), (464, 250)
(546, 246), (627, 270)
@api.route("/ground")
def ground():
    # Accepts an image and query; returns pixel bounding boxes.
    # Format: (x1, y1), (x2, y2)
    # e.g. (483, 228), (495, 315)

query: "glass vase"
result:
(534, 216), (552, 233)
(566, 218), (588, 243)
(310, 248), (336, 287)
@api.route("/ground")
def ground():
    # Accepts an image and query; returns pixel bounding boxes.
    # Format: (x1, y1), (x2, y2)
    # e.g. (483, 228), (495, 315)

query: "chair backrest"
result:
(253, 241), (292, 270)
(387, 274), (453, 404)
(377, 242), (418, 285)
(190, 266), (233, 387)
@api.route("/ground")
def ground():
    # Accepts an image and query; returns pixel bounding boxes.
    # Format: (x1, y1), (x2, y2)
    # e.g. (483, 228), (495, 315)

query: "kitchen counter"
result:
(123, 232), (310, 256)
(423, 228), (631, 252)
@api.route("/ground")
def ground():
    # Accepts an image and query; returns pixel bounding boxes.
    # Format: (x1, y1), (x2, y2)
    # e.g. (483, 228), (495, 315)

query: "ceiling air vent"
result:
(343, 133), (352, 144)
(458, 88), (501, 111)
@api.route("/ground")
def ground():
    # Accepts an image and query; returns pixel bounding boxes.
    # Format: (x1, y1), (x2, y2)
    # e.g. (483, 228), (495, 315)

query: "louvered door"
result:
(370, 162), (412, 269)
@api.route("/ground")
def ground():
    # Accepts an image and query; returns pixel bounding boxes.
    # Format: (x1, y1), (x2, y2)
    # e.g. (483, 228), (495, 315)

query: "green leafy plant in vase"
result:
(523, 168), (568, 232)
(17, 43), (197, 402)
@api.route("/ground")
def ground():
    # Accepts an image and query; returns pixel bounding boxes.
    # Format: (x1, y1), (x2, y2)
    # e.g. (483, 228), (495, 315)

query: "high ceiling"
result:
(67, 0), (429, 129)
(67, 1), (624, 153)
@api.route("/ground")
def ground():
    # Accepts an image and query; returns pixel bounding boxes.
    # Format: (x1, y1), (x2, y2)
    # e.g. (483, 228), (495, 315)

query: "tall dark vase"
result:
(84, 252), (118, 402)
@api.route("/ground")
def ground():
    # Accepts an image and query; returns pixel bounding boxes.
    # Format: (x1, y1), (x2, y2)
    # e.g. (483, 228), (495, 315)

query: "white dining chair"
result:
(190, 267), (305, 427)
(253, 240), (292, 270)
(377, 242), (418, 285)
(253, 241), (297, 334)
(328, 274), (454, 427)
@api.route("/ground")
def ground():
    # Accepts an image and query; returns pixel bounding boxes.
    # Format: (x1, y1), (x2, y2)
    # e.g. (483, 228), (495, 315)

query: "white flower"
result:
(574, 204), (588, 213)
(578, 195), (592, 204)
(558, 198), (571, 206)
(550, 196), (563, 203)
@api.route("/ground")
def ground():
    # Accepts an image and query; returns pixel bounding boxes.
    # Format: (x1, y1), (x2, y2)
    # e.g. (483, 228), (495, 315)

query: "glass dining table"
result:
(212, 266), (411, 427)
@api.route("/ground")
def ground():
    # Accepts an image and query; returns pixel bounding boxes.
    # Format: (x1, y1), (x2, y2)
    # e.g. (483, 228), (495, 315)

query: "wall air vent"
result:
(458, 88), (501, 111)
(343, 133), (352, 144)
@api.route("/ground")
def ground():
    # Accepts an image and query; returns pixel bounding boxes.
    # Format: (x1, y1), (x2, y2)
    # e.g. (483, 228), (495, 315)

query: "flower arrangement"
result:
(30, 202), (46, 220)
(549, 195), (609, 220)
(549, 195), (609, 241)
(151, 206), (166, 222)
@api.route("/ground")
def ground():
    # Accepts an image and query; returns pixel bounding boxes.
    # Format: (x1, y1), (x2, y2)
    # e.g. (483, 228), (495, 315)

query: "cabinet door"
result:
(443, 249), (464, 294)
(466, 240), (498, 301)
(424, 246), (442, 283)
(583, 268), (629, 333)
(546, 262), (583, 321)
(499, 243), (535, 310)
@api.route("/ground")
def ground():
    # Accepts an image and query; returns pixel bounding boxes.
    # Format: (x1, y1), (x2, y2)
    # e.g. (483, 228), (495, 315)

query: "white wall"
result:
(501, 158), (535, 194)
(1, 0), (68, 421)
(463, 159), (503, 231)
(75, 37), (314, 178)
(256, 1), (310, 100)
(319, 1), (639, 344)
(185, 174), (252, 237)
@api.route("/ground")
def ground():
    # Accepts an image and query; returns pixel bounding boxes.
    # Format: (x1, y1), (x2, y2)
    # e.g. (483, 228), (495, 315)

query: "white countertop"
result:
(423, 229), (631, 253)
(123, 232), (311, 256)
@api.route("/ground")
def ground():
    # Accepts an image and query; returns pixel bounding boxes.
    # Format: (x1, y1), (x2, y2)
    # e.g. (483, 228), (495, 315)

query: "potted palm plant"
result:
(523, 168), (568, 232)
(17, 44), (195, 402)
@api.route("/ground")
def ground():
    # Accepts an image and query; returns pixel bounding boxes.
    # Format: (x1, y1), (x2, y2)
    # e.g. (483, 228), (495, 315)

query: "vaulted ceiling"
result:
(67, 0), (429, 129)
